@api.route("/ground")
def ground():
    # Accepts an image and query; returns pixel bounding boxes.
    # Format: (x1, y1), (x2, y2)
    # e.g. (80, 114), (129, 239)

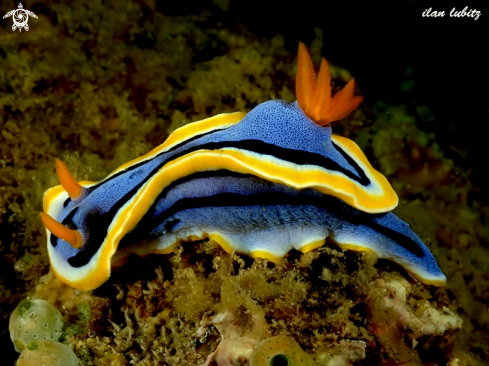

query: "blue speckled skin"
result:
(54, 101), (361, 258)
(51, 100), (445, 283)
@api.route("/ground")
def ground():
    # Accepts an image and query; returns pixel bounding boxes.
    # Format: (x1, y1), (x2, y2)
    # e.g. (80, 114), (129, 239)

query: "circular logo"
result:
(12, 9), (29, 29)
(2, 3), (38, 32)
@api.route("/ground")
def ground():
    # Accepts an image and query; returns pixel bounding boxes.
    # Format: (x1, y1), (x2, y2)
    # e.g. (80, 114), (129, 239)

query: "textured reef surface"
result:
(0, 1), (488, 365)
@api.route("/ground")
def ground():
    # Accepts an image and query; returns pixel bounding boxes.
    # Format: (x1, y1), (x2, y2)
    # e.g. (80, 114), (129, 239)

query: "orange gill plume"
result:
(39, 212), (83, 249)
(296, 41), (363, 126)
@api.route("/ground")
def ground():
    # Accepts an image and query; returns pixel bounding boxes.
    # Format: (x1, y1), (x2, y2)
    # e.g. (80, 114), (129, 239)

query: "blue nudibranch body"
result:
(41, 43), (446, 290)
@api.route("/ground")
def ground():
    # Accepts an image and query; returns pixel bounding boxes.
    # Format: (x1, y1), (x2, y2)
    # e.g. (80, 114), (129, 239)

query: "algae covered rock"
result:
(250, 335), (315, 366)
(16, 340), (79, 366)
(9, 299), (64, 352)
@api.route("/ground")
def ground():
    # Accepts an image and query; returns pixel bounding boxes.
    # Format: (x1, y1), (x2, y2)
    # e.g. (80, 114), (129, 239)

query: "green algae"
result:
(64, 302), (91, 337)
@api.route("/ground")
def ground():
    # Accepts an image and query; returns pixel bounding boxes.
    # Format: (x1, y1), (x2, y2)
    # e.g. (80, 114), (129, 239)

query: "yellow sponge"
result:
(17, 340), (79, 366)
(250, 335), (315, 366)
(9, 300), (63, 353)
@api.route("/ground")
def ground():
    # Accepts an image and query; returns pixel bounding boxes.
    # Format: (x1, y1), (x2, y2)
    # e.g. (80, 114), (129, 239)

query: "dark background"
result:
(0, 0), (487, 364)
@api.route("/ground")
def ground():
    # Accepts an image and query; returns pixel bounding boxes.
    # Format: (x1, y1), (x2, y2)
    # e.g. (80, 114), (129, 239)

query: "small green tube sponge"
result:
(250, 335), (315, 366)
(16, 340), (79, 366)
(9, 299), (64, 352)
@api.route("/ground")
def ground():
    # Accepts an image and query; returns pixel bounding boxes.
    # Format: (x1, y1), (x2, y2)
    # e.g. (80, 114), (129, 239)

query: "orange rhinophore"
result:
(55, 158), (83, 199)
(296, 42), (363, 126)
(39, 212), (83, 249)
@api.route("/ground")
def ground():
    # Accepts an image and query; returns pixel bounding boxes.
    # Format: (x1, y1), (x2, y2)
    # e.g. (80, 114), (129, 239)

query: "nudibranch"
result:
(41, 42), (446, 291)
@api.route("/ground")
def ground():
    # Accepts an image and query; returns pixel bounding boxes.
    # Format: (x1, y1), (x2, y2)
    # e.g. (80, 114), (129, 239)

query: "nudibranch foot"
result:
(115, 175), (445, 287)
